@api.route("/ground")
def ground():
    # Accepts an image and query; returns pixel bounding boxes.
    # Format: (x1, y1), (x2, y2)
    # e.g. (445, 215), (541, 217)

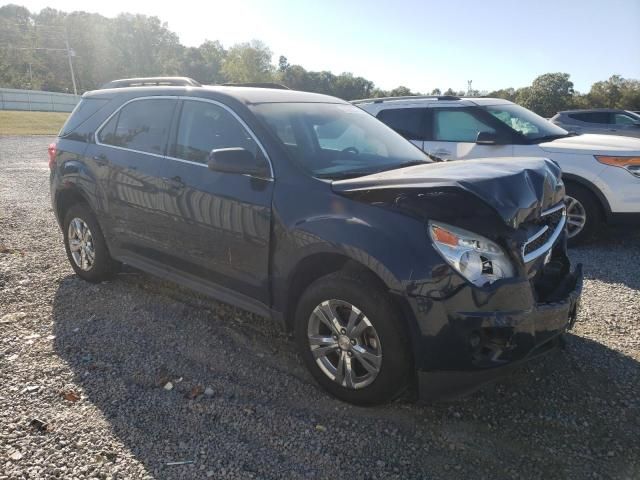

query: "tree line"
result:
(1, 4), (639, 117)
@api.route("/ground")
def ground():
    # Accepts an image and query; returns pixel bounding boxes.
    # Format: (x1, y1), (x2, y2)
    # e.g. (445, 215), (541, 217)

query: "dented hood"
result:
(332, 157), (564, 228)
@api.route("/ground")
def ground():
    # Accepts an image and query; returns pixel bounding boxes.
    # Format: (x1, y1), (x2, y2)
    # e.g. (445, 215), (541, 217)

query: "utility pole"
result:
(64, 26), (78, 95)
(467, 80), (473, 96)
(5, 22), (80, 94)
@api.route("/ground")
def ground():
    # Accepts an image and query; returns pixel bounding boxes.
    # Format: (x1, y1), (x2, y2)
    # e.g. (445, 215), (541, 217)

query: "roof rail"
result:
(351, 95), (461, 104)
(99, 77), (202, 89)
(221, 82), (290, 90)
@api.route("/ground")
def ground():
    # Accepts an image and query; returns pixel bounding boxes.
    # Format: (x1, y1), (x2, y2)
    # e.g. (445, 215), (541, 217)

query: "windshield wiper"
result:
(315, 170), (377, 180)
(316, 160), (430, 180)
(375, 160), (431, 172)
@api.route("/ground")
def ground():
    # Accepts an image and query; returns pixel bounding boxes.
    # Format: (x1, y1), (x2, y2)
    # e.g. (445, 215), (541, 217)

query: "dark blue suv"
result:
(50, 78), (582, 404)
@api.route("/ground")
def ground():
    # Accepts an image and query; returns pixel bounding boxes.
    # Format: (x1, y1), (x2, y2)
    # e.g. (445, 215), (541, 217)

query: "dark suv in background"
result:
(551, 109), (640, 138)
(49, 78), (582, 404)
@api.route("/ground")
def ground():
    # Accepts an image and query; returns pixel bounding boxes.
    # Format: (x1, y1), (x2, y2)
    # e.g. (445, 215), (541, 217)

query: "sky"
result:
(6, 0), (640, 93)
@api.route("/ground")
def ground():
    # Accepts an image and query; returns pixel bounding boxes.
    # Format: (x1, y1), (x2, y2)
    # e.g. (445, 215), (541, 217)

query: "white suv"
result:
(355, 96), (640, 244)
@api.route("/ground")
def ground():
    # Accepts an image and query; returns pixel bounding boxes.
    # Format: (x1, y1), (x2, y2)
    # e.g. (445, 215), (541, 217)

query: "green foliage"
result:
(1, 5), (639, 111)
(515, 73), (575, 117)
(222, 40), (273, 83)
(587, 75), (640, 110)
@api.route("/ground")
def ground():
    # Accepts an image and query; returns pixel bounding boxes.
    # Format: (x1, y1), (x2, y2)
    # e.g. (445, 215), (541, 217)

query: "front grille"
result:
(521, 203), (566, 263)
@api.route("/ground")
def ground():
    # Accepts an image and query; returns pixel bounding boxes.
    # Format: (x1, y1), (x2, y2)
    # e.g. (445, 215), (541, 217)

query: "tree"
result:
(388, 86), (413, 97)
(221, 40), (274, 83)
(516, 73), (575, 117)
(180, 40), (226, 84)
(587, 75), (640, 110)
(1, 4), (638, 110)
(278, 55), (289, 73)
(488, 87), (517, 102)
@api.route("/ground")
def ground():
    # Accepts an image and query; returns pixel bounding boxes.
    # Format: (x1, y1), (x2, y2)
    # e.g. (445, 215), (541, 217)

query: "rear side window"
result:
(376, 108), (427, 140)
(172, 100), (258, 163)
(433, 109), (495, 142)
(60, 98), (110, 136)
(568, 112), (611, 124)
(98, 98), (176, 155)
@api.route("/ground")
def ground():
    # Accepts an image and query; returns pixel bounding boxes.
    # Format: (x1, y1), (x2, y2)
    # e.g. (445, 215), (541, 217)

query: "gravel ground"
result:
(1, 135), (639, 480)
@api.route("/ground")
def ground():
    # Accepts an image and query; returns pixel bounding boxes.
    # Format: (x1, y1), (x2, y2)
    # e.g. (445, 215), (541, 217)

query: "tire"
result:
(564, 183), (602, 246)
(62, 204), (119, 282)
(294, 271), (411, 405)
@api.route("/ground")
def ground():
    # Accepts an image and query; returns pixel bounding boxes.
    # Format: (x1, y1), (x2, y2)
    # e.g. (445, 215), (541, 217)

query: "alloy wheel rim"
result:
(307, 299), (382, 389)
(68, 217), (95, 271)
(565, 196), (587, 238)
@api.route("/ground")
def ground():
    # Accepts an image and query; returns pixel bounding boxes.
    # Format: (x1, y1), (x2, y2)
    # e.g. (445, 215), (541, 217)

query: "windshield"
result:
(483, 103), (569, 141)
(252, 102), (429, 179)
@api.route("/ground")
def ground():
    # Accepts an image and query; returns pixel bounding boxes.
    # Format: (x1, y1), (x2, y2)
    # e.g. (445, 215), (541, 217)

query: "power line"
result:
(1, 21), (78, 94)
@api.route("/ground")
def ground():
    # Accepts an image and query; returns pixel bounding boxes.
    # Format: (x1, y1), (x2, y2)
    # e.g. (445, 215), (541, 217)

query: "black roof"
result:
(86, 84), (347, 105)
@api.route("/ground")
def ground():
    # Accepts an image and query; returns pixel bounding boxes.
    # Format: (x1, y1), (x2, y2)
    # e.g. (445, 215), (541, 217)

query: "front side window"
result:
(433, 109), (495, 142)
(253, 102), (428, 179)
(173, 100), (258, 163)
(376, 108), (427, 140)
(98, 98), (176, 155)
(614, 113), (637, 125)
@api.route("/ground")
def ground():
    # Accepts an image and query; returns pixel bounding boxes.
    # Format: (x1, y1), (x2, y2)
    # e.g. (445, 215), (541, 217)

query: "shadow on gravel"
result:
(50, 271), (640, 479)
(570, 225), (640, 290)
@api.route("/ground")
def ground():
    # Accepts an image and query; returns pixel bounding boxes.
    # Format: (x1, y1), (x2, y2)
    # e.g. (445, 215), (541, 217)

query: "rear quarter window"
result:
(60, 98), (110, 137)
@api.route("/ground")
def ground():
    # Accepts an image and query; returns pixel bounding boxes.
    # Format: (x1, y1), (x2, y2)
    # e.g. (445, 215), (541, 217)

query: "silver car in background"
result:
(551, 109), (640, 138)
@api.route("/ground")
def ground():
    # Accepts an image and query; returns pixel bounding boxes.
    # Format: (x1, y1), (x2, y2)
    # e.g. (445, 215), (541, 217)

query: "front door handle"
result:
(93, 154), (108, 167)
(163, 176), (185, 190)
(430, 149), (453, 161)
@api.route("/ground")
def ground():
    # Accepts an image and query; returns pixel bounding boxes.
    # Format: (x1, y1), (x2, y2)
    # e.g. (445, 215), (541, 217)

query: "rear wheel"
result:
(63, 204), (119, 282)
(294, 271), (411, 405)
(564, 183), (602, 246)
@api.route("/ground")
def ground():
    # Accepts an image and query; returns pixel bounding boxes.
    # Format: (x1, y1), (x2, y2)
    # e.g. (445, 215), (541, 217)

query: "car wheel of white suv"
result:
(564, 183), (602, 245)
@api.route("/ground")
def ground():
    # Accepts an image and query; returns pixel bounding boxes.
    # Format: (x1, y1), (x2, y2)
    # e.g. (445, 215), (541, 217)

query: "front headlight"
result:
(595, 155), (640, 178)
(428, 221), (515, 287)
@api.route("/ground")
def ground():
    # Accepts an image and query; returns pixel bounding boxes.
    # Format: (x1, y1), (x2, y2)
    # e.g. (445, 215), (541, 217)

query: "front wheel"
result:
(564, 183), (602, 246)
(294, 272), (411, 405)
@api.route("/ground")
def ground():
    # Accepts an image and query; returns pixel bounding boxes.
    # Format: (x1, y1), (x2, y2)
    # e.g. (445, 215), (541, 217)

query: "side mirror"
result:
(476, 131), (498, 145)
(207, 148), (270, 178)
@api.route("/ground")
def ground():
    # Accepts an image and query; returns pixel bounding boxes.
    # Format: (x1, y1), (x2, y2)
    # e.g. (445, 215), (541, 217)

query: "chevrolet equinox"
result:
(49, 78), (583, 405)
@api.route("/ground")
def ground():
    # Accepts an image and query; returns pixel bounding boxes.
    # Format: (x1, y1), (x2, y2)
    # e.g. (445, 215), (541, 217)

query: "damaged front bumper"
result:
(413, 263), (583, 400)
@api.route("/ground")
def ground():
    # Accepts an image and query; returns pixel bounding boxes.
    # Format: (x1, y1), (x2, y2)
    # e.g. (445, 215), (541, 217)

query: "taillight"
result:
(48, 142), (57, 169)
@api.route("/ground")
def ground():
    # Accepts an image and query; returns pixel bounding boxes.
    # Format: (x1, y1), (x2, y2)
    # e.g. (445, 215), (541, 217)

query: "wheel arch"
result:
(55, 186), (91, 225)
(281, 252), (412, 335)
(562, 173), (611, 218)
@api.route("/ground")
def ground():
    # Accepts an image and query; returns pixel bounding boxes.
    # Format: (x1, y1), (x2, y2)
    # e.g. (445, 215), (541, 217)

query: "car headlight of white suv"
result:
(429, 221), (515, 287)
(596, 155), (640, 178)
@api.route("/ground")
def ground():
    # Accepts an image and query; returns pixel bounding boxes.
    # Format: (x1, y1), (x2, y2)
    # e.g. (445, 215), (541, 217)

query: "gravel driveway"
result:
(1, 135), (639, 480)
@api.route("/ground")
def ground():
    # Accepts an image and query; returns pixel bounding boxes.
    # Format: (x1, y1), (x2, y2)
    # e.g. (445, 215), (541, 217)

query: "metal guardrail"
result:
(0, 87), (81, 112)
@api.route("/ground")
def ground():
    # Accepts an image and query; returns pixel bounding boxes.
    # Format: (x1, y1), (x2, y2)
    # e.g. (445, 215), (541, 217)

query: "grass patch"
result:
(0, 110), (69, 135)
